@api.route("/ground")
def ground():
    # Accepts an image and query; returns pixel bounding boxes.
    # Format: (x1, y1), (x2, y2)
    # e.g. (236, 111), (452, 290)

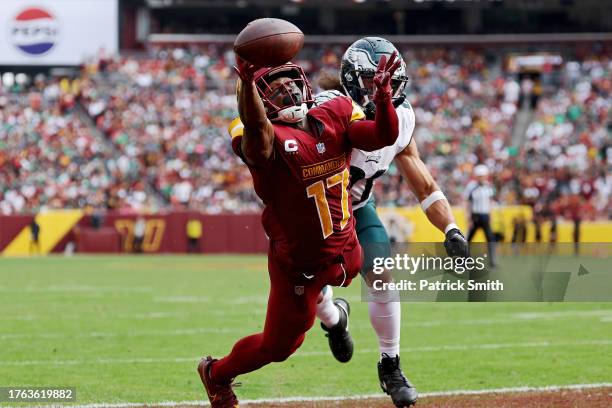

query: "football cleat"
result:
(321, 298), (353, 363)
(378, 353), (418, 407)
(197, 356), (240, 408)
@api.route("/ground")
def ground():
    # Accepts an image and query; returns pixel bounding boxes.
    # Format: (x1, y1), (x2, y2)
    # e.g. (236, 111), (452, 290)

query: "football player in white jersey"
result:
(314, 37), (469, 408)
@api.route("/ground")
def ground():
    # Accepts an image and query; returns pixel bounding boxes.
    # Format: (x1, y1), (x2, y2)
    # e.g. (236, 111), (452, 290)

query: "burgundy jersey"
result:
(228, 96), (365, 268)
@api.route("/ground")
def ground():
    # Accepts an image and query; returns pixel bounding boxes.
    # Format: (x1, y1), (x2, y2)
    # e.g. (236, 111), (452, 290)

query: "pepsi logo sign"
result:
(10, 7), (59, 56)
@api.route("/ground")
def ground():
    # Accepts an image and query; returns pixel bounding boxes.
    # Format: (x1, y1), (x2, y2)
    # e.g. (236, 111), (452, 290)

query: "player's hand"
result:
(234, 56), (257, 83)
(444, 228), (470, 258)
(373, 51), (401, 103)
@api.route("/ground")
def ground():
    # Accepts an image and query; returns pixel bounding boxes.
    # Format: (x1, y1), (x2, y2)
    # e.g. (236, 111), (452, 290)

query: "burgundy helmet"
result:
(253, 63), (314, 123)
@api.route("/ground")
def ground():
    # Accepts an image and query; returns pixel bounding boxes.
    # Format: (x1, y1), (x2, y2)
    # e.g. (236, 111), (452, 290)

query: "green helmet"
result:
(340, 37), (409, 109)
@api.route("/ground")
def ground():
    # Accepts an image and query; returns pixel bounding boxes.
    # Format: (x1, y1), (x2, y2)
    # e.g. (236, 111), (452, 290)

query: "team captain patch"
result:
(301, 154), (346, 180)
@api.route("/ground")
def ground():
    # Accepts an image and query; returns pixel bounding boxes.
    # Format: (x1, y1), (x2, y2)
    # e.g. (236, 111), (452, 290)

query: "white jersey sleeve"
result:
(350, 102), (416, 209)
(395, 102), (416, 155)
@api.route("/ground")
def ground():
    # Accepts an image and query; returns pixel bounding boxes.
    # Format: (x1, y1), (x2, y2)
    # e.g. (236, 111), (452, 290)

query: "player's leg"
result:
(201, 250), (322, 407)
(356, 203), (401, 361)
(316, 285), (340, 328)
(316, 236), (364, 363)
(481, 214), (497, 267)
(316, 198), (400, 363)
(355, 199), (417, 407)
(316, 285), (353, 362)
(467, 214), (480, 242)
(573, 219), (581, 255)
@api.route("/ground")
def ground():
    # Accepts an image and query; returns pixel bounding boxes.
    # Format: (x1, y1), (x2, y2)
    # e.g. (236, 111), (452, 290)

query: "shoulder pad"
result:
(399, 99), (413, 110)
(314, 89), (343, 106)
(350, 100), (365, 123)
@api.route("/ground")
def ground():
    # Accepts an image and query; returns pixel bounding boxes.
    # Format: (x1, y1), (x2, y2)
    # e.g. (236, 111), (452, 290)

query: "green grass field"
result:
(1, 255), (611, 405)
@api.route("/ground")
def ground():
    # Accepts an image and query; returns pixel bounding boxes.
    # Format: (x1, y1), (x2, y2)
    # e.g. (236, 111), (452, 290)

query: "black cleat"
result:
(378, 353), (418, 407)
(321, 298), (353, 363)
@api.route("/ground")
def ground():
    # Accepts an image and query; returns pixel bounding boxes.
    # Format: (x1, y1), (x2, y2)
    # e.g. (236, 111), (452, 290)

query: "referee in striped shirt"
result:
(465, 164), (496, 266)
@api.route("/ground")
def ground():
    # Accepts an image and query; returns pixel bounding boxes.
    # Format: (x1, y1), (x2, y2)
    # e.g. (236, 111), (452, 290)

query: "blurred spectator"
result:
(29, 218), (40, 255)
(186, 218), (203, 253)
(133, 216), (146, 253)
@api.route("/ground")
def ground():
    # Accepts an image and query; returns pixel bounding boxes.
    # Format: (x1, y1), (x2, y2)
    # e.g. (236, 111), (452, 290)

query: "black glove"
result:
(444, 228), (469, 257)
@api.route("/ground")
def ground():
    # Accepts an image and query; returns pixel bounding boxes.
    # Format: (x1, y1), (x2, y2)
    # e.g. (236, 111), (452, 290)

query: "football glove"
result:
(234, 56), (257, 83)
(444, 228), (469, 258)
(373, 51), (402, 104)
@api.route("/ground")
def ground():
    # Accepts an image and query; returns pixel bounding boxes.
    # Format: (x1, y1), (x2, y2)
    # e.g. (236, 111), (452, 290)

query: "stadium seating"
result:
(0, 77), (158, 214)
(1, 45), (609, 220)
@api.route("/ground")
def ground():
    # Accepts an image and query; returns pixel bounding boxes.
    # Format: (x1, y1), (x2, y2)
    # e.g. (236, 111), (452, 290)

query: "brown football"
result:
(234, 18), (304, 68)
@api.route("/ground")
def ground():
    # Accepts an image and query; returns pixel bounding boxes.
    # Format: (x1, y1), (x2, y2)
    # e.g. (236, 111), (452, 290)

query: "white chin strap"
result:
(274, 103), (308, 124)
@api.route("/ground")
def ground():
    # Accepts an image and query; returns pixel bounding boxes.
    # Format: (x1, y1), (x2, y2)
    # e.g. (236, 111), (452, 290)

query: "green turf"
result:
(0, 255), (610, 405)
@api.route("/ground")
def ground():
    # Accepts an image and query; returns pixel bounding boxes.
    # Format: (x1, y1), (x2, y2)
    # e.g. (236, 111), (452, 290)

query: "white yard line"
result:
(0, 327), (244, 341)
(153, 296), (211, 303)
(13, 383), (612, 408)
(512, 310), (612, 319)
(0, 286), (152, 293)
(296, 339), (612, 357)
(0, 312), (189, 321)
(1, 339), (610, 366)
(2, 307), (611, 331)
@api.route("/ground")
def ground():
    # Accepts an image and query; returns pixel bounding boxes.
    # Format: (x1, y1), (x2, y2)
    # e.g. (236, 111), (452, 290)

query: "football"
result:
(234, 18), (304, 67)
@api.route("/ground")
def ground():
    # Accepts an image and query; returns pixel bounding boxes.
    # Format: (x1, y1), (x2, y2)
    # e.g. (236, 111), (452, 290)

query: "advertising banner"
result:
(0, 0), (118, 66)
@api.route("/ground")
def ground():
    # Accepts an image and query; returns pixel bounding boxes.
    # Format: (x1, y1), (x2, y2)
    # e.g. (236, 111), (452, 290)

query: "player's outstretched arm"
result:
(347, 53), (400, 151)
(395, 139), (468, 256)
(235, 57), (274, 166)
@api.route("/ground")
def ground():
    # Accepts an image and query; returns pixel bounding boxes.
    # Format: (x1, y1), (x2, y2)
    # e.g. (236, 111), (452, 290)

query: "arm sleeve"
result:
(347, 96), (399, 152)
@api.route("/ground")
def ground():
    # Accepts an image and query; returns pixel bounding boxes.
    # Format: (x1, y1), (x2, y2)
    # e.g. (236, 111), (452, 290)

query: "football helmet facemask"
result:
(340, 37), (409, 108)
(253, 63), (314, 124)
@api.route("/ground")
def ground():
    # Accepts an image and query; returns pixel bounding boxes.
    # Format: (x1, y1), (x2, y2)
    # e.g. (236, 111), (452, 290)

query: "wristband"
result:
(444, 223), (460, 235)
(420, 190), (446, 212)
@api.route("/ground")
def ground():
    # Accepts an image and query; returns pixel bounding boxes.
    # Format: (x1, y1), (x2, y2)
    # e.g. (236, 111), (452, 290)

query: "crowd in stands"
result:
(0, 76), (158, 215)
(374, 47), (518, 208)
(0, 44), (609, 221)
(522, 56), (611, 221)
(78, 46), (260, 213)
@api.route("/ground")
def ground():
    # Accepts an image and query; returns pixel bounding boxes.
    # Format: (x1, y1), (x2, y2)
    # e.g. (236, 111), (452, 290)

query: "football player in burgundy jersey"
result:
(197, 53), (403, 408)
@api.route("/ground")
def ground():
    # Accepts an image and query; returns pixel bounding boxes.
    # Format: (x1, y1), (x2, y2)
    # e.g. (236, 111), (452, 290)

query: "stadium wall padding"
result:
(0, 215), (33, 252)
(1, 209), (611, 256)
(1, 210), (83, 256)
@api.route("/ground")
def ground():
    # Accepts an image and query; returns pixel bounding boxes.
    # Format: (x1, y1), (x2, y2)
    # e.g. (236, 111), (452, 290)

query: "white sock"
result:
(368, 292), (401, 358)
(316, 285), (340, 328)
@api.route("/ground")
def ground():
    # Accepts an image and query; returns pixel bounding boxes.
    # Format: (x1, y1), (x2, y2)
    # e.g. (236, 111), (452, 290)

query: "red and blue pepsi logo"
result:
(10, 7), (59, 56)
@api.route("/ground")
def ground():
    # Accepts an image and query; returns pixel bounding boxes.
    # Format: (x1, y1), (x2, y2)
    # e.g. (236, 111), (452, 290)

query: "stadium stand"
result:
(1, 45), (609, 220)
(0, 76), (158, 215)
